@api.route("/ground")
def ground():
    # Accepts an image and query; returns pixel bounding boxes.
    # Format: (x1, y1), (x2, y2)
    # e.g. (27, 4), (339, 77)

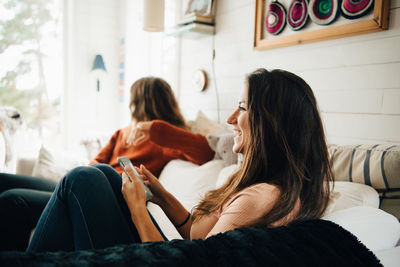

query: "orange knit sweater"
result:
(90, 120), (215, 176)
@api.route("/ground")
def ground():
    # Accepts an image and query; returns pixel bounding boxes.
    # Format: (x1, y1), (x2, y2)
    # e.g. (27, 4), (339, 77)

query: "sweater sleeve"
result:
(89, 129), (120, 165)
(149, 120), (215, 165)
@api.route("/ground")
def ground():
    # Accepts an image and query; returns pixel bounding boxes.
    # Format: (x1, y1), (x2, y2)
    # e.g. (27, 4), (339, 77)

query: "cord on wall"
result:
(211, 33), (220, 124)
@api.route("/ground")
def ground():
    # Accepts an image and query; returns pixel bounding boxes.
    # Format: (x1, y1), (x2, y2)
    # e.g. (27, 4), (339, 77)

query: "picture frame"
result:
(184, 0), (214, 16)
(254, 0), (390, 50)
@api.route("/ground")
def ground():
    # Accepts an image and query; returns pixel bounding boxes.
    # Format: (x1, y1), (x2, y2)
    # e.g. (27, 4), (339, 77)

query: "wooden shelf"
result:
(167, 22), (215, 38)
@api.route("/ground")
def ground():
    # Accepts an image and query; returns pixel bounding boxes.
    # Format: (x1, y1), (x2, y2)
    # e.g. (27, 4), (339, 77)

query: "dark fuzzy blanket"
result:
(0, 219), (381, 267)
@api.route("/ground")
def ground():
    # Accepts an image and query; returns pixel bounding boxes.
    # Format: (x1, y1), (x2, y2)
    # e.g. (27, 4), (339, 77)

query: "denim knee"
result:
(92, 163), (115, 173)
(61, 166), (105, 192)
(91, 163), (122, 188)
(0, 190), (26, 210)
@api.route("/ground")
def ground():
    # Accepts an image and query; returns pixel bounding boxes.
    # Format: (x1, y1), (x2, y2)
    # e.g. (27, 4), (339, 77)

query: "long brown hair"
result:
(129, 77), (187, 129)
(192, 68), (333, 227)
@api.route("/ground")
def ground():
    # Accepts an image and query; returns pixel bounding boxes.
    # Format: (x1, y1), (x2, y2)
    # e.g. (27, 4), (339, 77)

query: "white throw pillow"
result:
(323, 206), (400, 252)
(325, 181), (380, 215)
(147, 159), (225, 240)
(188, 111), (226, 136)
(31, 145), (89, 182)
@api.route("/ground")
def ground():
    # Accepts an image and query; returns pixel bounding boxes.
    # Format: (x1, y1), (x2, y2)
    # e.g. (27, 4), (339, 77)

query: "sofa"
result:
(3, 112), (400, 266)
(147, 143), (400, 266)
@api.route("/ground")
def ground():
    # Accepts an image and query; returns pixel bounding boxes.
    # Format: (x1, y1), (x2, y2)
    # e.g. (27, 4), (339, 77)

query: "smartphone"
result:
(117, 157), (153, 201)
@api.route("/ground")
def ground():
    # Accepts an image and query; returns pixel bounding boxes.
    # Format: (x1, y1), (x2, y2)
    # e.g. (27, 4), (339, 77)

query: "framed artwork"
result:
(184, 0), (213, 16)
(254, 0), (390, 50)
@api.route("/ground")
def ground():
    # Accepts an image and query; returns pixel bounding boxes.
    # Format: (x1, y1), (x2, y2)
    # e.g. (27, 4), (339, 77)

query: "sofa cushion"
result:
(31, 145), (89, 182)
(15, 157), (36, 176)
(323, 206), (400, 252)
(374, 246), (400, 267)
(329, 144), (400, 196)
(326, 181), (380, 214)
(148, 159), (225, 240)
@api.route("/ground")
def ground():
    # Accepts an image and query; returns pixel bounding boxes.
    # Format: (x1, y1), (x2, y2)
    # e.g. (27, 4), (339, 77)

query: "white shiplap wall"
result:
(64, 0), (122, 151)
(176, 0), (400, 145)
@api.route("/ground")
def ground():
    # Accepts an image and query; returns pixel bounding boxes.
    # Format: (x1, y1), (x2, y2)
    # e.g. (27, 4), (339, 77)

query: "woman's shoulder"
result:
(224, 183), (280, 210)
(108, 124), (131, 135)
(151, 120), (180, 130)
(110, 124), (133, 141)
(241, 183), (280, 196)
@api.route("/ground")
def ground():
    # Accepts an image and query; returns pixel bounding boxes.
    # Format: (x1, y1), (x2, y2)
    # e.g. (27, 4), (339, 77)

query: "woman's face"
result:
(227, 87), (250, 154)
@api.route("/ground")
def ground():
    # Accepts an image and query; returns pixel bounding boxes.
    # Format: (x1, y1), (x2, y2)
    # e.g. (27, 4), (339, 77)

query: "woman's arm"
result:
(130, 205), (165, 242)
(122, 164), (194, 242)
(139, 165), (193, 240)
(149, 120), (215, 165)
(129, 120), (214, 165)
(158, 191), (193, 240)
(121, 165), (164, 242)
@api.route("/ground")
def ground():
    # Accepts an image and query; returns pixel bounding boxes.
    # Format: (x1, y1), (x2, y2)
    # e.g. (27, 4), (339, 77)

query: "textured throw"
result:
(0, 220), (381, 267)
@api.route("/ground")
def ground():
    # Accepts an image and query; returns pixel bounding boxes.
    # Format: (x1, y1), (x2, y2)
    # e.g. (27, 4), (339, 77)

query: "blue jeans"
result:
(0, 173), (57, 251)
(27, 164), (166, 252)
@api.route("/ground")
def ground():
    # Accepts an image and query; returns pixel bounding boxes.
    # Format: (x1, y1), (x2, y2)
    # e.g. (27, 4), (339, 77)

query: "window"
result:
(0, 0), (63, 148)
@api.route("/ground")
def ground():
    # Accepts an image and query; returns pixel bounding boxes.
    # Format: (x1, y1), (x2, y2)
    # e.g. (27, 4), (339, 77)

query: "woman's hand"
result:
(126, 121), (153, 147)
(137, 164), (168, 207)
(121, 165), (167, 242)
(121, 165), (147, 214)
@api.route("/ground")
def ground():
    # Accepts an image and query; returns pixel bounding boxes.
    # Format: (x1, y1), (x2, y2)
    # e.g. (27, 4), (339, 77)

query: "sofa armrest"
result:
(374, 246), (400, 266)
(16, 157), (36, 176)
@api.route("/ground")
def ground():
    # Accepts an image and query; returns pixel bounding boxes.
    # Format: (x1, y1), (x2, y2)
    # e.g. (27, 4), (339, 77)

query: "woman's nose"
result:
(227, 109), (238, 125)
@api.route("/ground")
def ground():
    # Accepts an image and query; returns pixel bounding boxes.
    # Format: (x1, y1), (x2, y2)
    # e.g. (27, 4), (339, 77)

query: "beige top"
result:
(190, 183), (299, 240)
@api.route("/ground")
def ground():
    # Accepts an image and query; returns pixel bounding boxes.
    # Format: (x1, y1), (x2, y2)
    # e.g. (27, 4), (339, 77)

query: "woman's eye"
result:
(238, 101), (246, 111)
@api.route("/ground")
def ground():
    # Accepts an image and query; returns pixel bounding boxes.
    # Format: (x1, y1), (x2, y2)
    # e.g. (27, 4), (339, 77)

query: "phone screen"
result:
(117, 157), (153, 200)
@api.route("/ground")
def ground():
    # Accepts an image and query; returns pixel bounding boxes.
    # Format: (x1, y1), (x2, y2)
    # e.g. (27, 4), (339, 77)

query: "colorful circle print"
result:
(287, 0), (309, 31)
(308, 0), (340, 25)
(265, 1), (287, 35)
(341, 0), (374, 19)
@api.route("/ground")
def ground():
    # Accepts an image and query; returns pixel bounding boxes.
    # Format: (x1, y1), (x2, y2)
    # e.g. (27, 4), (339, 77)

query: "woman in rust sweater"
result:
(90, 77), (214, 177)
(0, 77), (214, 251)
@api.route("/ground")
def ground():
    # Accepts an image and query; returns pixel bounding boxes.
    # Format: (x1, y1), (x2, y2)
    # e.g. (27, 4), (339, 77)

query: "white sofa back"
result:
(148, 158), (400, 253)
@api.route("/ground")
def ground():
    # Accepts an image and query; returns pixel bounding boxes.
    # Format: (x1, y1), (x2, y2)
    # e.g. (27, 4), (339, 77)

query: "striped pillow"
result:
(328, 144), (400, 196)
